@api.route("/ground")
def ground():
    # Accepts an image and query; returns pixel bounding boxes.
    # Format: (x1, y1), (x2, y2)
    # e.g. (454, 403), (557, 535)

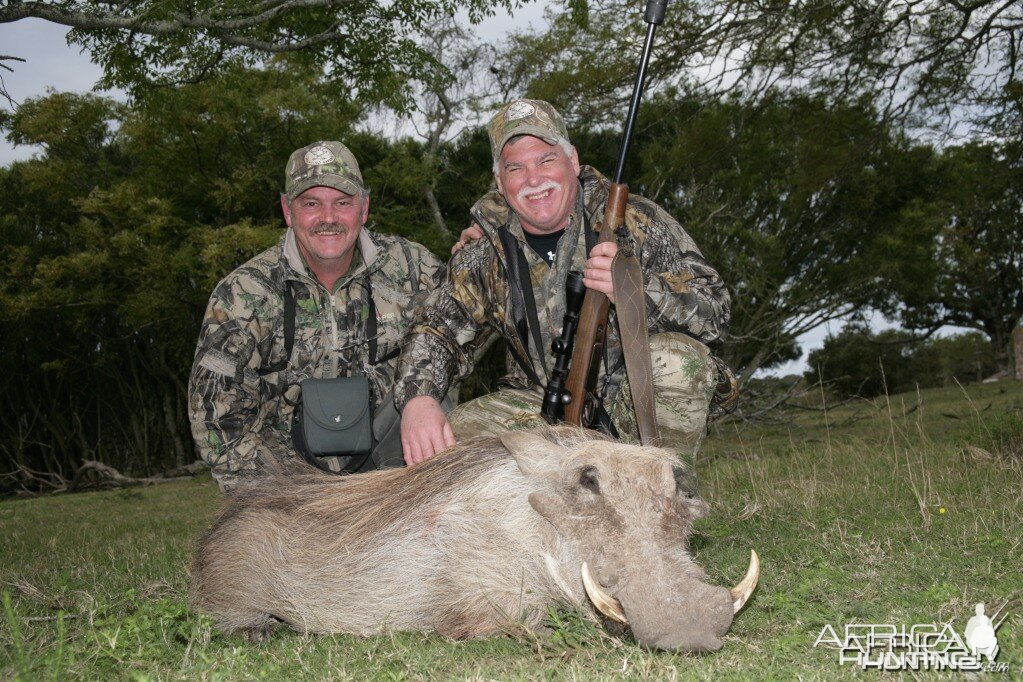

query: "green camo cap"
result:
(284, 141), (365, 201)
(488, 99), (571, 163)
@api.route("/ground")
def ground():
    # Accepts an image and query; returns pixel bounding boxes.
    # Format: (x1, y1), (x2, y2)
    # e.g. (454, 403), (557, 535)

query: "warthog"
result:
(190, 427), (758, 652)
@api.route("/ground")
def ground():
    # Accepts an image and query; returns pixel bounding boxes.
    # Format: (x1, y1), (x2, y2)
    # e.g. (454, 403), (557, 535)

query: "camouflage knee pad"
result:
(608, 332), (717, 468)
(448, 387), (548, 441)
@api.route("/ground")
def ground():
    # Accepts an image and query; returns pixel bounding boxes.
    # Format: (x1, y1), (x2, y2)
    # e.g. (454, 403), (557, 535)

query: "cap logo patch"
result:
(506, 101), (536, 121)
(304, 145), (336, 166)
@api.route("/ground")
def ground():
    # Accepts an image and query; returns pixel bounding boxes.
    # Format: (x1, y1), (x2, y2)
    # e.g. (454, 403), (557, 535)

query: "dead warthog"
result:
(190, 427), (759, 652)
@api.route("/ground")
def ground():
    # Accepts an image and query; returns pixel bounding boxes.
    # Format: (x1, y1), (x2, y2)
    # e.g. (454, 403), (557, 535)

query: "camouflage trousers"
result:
(449, 333), (717, 470)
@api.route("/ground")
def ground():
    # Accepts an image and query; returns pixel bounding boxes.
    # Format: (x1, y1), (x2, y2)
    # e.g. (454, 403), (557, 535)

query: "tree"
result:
(516, 0), (1022, 135)
(394, 17), (497, 236)
(590, 92), (940, 382)
(805, 327), (998, 397)
(0, 0), (521, 108)
(884, 141), (1023, 371)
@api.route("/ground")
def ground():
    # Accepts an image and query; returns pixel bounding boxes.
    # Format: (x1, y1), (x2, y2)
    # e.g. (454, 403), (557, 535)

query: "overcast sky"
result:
(0, 19), (111, 165)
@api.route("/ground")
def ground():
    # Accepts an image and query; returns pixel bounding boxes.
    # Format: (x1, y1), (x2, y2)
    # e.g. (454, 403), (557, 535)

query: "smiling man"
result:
(188, 141), (443, 491)
(395, 100), (734, 476)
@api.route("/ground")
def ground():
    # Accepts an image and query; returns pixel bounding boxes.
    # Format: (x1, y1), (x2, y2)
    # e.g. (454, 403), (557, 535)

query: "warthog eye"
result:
(578, 466), (600, 494)
(673, 465), (697, 498)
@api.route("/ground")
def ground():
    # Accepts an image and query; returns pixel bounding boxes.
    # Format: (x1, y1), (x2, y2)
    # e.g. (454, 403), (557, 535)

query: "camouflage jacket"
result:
(188, 228), (442, 490)
(394, 166), (730, 411)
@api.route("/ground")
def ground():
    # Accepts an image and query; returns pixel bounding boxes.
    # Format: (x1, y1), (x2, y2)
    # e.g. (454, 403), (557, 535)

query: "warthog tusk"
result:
(729, 549), (760, 613)
(581, 562), (628, 624)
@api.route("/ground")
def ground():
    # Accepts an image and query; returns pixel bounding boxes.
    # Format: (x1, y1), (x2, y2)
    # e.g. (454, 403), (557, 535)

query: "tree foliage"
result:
(587, 92), (940, 381)
(0, 0), (520, 108)
(806, 327), (999, 398)
(881, 140), (1023, 369)
(516, 0), (1022, 134)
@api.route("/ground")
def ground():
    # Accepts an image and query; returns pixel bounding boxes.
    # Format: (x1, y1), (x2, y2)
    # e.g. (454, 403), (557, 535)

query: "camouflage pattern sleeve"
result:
(393, 238), (497, 412)
(187, 276), (291, 490)
(417, 244), (445, 290)
(633, 200), (731, 347)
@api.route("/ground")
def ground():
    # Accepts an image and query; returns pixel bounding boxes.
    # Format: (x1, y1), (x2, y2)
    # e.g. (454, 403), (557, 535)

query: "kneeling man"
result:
(395, 100), (733, 473)
(189, 141), (443, 491)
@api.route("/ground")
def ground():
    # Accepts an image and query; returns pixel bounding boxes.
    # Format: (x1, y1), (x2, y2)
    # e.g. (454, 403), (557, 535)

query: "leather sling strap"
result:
(611, 230), (659, 446)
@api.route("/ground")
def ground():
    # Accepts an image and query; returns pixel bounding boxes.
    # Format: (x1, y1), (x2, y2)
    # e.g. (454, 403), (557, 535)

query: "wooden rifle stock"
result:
(563, 183), (630, 427)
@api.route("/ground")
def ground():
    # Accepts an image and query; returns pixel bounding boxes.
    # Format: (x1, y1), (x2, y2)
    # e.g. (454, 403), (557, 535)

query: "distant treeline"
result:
(1, 63), (1020, 482)
(806, 329), (1000, 398)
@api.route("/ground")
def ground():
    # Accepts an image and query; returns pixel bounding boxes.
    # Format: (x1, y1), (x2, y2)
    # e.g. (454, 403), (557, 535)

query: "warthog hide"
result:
(190, 427), (757, 652)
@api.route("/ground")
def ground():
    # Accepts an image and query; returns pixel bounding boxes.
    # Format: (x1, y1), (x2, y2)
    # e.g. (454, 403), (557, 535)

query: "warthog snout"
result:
(582, 554), (759, 653)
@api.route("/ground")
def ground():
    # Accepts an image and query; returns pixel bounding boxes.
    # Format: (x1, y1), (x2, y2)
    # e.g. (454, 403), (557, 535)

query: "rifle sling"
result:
(611, 246), (660, 446)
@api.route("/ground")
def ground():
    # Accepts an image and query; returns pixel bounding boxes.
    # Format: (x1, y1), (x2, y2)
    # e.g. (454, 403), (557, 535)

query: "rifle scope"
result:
(541, 270), (587, 423)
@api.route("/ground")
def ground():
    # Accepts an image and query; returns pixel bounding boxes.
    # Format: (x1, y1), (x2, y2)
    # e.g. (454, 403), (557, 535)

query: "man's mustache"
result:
(517, 180), (561, 203)
(311, 222), (348, 235)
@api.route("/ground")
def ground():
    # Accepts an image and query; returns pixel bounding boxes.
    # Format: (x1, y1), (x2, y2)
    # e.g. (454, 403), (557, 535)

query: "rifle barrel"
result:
(613, 19), (661, 184)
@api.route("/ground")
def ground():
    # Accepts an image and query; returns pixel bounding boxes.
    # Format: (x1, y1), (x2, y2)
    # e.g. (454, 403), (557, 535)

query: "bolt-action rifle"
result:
(542, 0), (668, 446)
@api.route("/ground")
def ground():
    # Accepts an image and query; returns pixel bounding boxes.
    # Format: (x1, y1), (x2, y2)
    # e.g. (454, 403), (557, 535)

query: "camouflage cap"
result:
(488, 99), (571, 163)
(284, 141), (366, 201)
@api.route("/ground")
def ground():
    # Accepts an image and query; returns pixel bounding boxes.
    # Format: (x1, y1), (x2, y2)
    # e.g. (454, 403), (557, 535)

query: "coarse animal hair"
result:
(191, 428), (632, 639)
(190, 425), (748, 651)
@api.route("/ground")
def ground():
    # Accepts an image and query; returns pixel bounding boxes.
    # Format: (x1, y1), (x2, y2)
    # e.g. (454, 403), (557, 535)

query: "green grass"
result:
(2, 380), (1022, 679)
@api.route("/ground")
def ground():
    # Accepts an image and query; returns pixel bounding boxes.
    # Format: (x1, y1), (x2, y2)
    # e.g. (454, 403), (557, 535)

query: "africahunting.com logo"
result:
(814, 602), (1010, 672)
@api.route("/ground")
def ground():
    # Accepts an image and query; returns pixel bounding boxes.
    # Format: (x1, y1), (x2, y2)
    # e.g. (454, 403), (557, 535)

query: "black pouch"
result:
(293, 376), (373, 458)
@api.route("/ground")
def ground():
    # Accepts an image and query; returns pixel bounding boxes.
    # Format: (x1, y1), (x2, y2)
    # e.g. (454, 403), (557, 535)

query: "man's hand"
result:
(400, 395), (456, 466)
(450, 223), (484, 255)
(583, 241), (619, 303)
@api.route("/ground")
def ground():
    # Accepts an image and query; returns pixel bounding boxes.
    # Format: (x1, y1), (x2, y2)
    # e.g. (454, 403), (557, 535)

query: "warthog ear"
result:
(500, 431), (564, 477)
(668, 463), (708, 518)
(527, 491), (572, 530)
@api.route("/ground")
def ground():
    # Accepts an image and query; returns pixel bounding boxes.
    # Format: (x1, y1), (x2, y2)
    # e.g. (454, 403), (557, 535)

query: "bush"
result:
(805, 328), (998, 397)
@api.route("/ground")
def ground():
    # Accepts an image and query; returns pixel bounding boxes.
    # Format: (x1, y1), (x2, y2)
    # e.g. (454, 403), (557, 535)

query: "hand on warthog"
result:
(400, 395), (455, 465)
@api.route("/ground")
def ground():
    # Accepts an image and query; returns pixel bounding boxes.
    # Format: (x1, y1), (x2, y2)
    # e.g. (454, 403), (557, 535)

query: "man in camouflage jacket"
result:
(189, 141), (442, 492)
(395, 100), (732, 473)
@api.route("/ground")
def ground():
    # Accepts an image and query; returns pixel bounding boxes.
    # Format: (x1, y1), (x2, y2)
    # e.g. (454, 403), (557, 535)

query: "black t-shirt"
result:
(523, 228), (566, 267)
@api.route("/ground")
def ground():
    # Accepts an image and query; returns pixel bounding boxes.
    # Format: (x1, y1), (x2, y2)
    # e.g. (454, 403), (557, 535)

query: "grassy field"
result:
(2, 379), (1021, 680)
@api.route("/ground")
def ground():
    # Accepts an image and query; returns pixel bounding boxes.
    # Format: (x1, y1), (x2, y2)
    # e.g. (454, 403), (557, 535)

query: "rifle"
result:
(560, 0), (668, 446)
